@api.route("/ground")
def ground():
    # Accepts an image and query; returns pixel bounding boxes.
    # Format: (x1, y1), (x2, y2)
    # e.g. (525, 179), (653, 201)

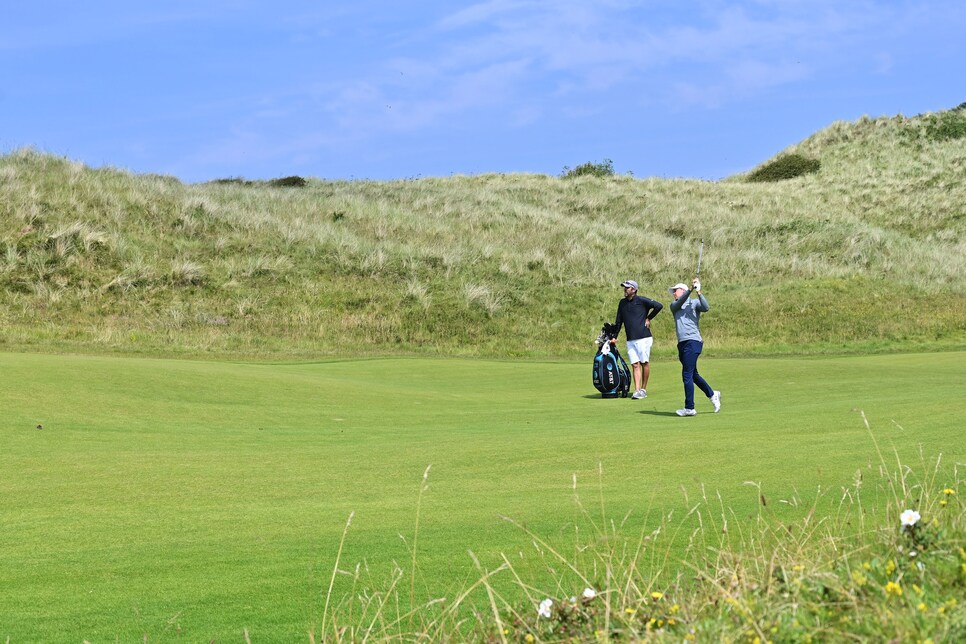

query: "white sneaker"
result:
(676, 408), (697, 417)
(711, 391), (721, 413)
(631, 389), (645, 399)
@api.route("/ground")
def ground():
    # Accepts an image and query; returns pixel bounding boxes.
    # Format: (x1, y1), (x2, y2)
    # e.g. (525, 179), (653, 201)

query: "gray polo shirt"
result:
(670, 290), (709, 343)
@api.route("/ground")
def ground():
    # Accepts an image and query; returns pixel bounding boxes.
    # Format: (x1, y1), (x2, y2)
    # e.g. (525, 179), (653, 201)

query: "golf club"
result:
(696, 239), (704, 277)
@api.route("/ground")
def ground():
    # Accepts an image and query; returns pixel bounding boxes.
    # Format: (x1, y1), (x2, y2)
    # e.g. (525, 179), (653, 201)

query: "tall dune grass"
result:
(1, 108), (964, 359)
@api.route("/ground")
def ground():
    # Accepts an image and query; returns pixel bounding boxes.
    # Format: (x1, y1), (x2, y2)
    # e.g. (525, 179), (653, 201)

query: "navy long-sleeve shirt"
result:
(614, 295), (663, 341)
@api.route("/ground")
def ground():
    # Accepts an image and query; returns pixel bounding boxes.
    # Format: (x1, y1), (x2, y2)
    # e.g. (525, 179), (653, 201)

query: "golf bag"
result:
(592, 323), (631, 398)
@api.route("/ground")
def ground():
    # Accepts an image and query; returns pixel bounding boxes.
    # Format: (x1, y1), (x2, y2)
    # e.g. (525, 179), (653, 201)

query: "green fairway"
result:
(1, 350), (963, 640)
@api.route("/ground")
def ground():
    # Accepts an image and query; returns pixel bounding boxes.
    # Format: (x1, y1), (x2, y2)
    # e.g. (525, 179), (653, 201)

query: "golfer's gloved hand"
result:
(692, 279), (701, 291)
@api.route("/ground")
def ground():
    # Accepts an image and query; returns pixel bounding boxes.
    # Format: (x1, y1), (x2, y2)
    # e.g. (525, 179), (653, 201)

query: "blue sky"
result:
(4, 1), (964, 182)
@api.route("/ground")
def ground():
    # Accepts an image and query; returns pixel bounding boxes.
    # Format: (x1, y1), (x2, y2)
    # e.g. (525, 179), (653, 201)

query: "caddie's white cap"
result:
(668, 282), (689, 294)
(620, 280), (638, 289)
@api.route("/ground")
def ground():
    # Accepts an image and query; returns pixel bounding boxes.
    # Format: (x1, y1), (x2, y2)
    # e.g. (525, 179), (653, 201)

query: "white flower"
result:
(583, 587), (597, 600)
(538, 598), (553, 619)
(900, 509), (921, 527)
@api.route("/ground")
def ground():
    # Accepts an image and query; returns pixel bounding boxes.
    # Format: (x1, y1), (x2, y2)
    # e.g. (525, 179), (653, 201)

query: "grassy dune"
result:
(1, 108), (964, 359)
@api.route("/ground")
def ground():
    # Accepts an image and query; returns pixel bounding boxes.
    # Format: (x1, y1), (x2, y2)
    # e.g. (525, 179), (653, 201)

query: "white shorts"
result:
(626, 337), (653, 364)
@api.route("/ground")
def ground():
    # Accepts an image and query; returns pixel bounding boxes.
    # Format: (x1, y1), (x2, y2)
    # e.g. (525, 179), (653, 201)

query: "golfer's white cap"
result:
(668, 282), (689, 294)
(620, 280), (638, 289)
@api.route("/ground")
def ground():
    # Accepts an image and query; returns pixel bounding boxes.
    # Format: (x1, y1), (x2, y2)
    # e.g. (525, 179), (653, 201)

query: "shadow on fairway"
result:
(638, 410), (681, 417)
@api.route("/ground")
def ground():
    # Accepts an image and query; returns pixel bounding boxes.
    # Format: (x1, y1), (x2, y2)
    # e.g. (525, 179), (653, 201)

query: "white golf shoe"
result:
(676, 408), (697, 417)
(711, 390), (721, 413)
(631, 389), (647, 399)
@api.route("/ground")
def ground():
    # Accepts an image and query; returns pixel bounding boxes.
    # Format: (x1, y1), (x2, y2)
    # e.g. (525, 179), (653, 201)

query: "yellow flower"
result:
(525, 634), (535, 643)
(943, 488), (955, 496)
(851, 571), (867, 587)
(668, 618), (676, 626)
(670, 604), (680, 615)
(625, 607), (636, 615)
(792, 564), (804, 572)
(885, 559), (896, 575)
(651, 591), (664, 600)
(918, 603), (928, 612)
(862, 562), (871, 570)
(940, 500), (948, 507)
(938, 606), (946, 614)
(885, 581), (903, 596)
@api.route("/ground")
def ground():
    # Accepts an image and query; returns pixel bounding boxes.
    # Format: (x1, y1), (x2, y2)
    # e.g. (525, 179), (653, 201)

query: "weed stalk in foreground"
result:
(313, 417), (964, 642)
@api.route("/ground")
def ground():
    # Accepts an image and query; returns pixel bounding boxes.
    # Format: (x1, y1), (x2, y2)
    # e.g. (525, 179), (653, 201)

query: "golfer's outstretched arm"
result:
(670, 290), (690, 312)
(695, 294), (709, 312)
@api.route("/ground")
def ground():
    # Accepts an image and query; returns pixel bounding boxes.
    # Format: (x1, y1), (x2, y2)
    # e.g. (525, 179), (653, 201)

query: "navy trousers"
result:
(677, 340), (713, 410)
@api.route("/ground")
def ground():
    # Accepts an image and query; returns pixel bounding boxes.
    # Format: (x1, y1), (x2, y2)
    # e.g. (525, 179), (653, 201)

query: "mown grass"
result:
(1, 350), (962, 640)
(1, 107), (964, 360)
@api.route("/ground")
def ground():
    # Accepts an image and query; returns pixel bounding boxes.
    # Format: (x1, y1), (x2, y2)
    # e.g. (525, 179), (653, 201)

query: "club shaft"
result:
(696, 240), (704, 276)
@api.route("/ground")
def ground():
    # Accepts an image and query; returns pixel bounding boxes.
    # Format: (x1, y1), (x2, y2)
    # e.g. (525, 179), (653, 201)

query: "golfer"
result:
(669, 278), (721, 416)
(614, 279), (663, 399)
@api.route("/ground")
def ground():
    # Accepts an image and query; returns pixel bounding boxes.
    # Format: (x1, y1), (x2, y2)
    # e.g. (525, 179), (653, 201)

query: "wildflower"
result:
(582, 587), (597, 600)
(792, 564), (804, 572)
(943, 488), (955, 496)
(525, 634), (535, 643)
(538, 598), (553, 619)
(670, 604), (680, 614)
(862, 562), (871, 570)
(885, 581), (903, 597)
(940, 500), (948, 507)
(918, 603), (928, 612)
(651, 591), (664, 600)
(668, 618), (677, 626)
(851, 571), (867, 587)
(624, 607), (636, 615)
(885, 559), (896, 576)
(900, 509), (921, 527)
